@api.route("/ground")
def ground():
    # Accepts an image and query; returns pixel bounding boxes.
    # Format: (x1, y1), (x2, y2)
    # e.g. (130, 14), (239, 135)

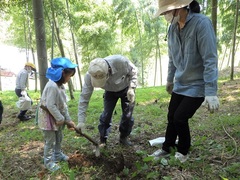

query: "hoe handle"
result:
(74, 127), (99, 146)
(40, 105), (99, 146)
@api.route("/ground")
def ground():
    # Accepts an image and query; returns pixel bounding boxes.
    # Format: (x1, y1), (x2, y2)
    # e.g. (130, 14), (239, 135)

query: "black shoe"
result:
(18, 115), (32, 121)
(99, 137), (107, 148)
(120, 136), (132, 146)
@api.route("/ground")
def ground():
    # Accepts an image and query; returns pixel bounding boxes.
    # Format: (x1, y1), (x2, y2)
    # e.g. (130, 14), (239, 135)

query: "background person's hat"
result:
(46, 57), (78, 81)
(88, 58), (108, 88)
(25, 62), (36, 71)
(155, 0), (193, 17)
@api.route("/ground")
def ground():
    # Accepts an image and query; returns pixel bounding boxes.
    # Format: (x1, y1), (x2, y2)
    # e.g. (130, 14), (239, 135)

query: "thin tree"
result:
(24, 1), (38, 92)
(23, 2), (29, 91)
(211, 0), (217, 35)
(65, 0), (83, 91)
(230, 0), (239, 80)
(32, 0), (48, 94)
(219, 46), (228, 70)
(50, 0), (75, 99)
(134, 9), (144, 86)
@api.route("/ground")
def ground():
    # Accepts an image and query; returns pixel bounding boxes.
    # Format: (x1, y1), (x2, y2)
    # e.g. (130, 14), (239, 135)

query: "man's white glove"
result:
(166, 82), (173, 94)
(202, 96), (219, 113)
(76, 122), (85, 131)
(127, 88), (135, 103)
(21, 90), (27, 96)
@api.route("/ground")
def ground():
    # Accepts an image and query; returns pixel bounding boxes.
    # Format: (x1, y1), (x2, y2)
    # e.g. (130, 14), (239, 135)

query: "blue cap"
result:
(46, 57), (78, 81)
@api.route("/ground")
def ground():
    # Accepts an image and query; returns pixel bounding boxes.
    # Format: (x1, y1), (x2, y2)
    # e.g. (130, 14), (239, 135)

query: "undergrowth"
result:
(0, 79), (239, 179)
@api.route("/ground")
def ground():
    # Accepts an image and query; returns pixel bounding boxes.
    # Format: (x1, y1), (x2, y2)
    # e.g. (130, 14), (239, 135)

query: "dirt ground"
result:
(0, 76), (240, 179)
(0, 116), (158, 179)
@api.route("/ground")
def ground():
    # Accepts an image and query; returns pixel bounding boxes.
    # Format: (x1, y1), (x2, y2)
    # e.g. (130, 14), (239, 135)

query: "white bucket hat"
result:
(88, 58), (109, 88)
(155, 0), (193, 17)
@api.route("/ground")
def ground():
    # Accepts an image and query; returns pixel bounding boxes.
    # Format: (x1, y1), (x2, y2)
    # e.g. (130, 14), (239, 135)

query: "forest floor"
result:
(0, 68), (240, 179)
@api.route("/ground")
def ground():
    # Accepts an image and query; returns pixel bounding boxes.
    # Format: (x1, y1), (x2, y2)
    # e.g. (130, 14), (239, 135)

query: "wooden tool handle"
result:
(74, 127), (99, 146)
(40, 105), (99, 146)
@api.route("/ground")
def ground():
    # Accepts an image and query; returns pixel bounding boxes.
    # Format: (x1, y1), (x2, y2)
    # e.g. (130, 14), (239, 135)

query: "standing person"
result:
(77, 55), (137, 147)
(15, 62), (36, 121)
(0, 100), (3, 124)
(37, 57), (76, 172)
(150, 0), (219, 163)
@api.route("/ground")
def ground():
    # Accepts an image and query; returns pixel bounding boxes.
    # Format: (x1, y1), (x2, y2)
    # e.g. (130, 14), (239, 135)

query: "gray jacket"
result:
(78, 55), (137, 123)
(15, 68), (28, 90)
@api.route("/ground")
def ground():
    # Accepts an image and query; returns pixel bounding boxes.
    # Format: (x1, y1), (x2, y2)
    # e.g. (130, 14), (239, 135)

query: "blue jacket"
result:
(167, 11), (218, 97)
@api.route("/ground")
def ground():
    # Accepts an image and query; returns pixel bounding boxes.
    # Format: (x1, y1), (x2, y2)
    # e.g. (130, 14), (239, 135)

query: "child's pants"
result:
(43, 130), (63, 166)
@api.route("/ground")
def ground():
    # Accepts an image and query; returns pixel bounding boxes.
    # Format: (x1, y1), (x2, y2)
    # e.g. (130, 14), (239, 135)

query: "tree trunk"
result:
(211, 0), (217, 36)
(230, 0), (239, 80)
(220, 47), (228, 70)
(32, 0), (48, 94)
(154, 33), (162, 86)
(23, 2), (29, 91)
(158, 46), (162, 86)
(134, 10), (144, 86)
(154, 48), (157, 86)
(25, 1), (38, 92)
(66, 0), (83, 91)
(51, 3), (75, 99)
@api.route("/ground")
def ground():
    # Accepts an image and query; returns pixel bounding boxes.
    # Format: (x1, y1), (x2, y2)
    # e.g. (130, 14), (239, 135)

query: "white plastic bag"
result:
(16, 95), (32, 111)
(148, 137), (178, 146)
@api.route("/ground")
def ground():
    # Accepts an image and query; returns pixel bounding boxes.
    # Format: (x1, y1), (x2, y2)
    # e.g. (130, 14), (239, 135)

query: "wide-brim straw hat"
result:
(155, 0), (193, 17)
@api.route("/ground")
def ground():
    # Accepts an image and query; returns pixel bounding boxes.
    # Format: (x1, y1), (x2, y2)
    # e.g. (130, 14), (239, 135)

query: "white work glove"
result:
(202, 96), (219, 113)
(21, 90), (27, 96)
(76, 122), (85, 131)
(127, 88), (135, 103)
(166, 82), (173, 94)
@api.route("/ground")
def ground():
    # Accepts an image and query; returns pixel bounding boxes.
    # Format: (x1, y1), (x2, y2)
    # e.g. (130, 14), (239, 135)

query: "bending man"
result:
(77, 55), (137, 146)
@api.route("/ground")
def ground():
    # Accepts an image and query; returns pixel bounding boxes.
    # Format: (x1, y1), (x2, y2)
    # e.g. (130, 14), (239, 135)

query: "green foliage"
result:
(223, 162), (240, 178)
(1, 0), (170, 87)
(2, 0), (239, 87)
(72, 0), (117, 70)
(59, 161), (77, 179)
(122, 167), (129, 176)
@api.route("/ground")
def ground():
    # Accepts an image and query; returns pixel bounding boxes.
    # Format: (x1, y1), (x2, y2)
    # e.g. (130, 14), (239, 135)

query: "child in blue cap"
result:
(37, 57), (77, 172)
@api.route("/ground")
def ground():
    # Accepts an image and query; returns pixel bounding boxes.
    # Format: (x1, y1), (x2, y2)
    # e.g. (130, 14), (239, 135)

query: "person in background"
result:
(15, 62), (36, 121)
(77, 55), (137, 147)
(0, 100), (3, 124)
(150, 0), (219, 163)
(37, 57), (76, 172)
